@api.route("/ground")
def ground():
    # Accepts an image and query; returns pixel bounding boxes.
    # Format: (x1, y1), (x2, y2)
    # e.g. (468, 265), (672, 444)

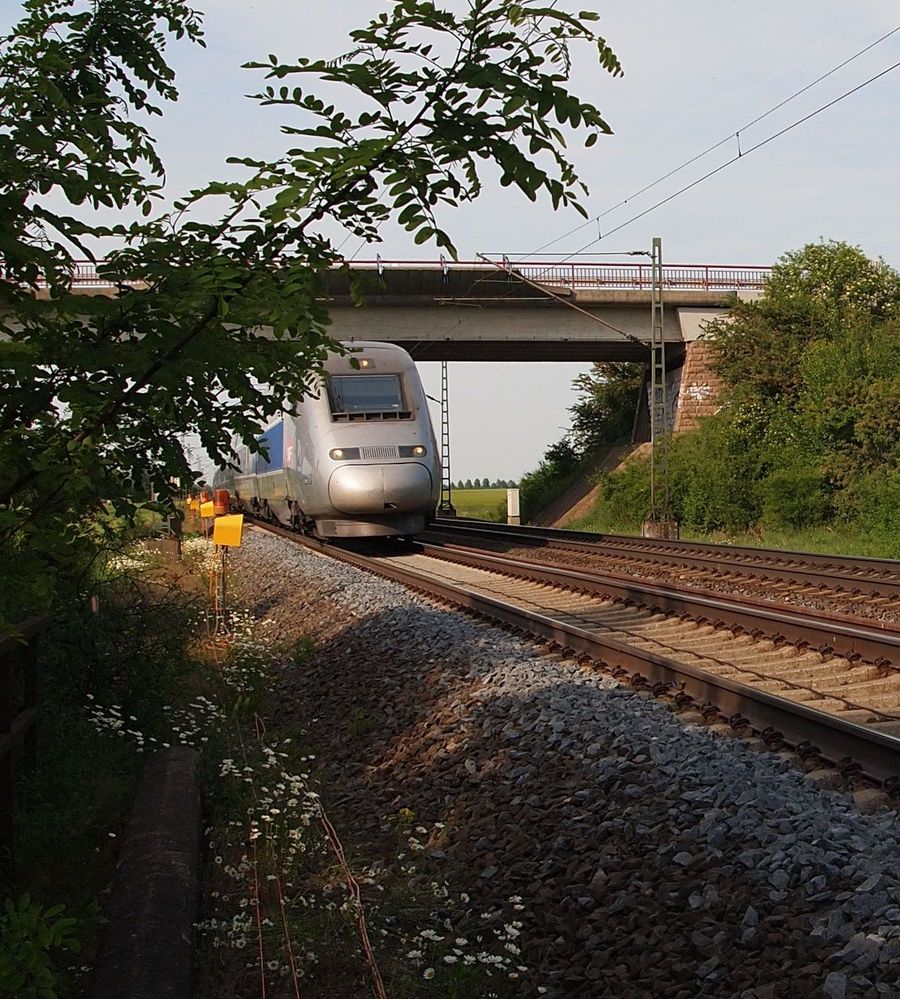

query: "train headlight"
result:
(330, 447), (361, 460)
(399, 445), (427, 457)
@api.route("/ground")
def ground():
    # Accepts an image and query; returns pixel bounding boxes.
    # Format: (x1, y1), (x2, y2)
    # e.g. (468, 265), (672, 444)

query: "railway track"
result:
(248, 520), (900, 782)
(428, 517), (900, 623)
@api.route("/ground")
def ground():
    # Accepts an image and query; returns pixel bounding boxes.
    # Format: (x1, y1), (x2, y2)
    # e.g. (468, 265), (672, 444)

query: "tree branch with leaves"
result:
(0, 0), (622, 621)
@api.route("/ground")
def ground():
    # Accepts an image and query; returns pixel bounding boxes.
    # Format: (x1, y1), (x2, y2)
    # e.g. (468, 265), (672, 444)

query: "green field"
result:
(447, 487), (508, 521)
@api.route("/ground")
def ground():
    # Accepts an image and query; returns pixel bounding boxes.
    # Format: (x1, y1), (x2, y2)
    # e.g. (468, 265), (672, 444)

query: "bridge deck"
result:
(21, 259), (765, 362)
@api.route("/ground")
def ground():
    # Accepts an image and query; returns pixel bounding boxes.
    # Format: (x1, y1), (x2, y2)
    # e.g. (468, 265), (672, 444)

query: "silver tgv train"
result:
(215, 341), (440, 538)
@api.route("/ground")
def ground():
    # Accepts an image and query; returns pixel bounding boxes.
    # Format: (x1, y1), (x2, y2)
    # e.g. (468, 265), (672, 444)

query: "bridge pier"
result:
(672, 340), (725, 433)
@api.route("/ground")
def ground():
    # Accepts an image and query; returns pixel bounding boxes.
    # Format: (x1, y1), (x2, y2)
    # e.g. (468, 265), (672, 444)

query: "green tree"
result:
(0, 0), (623, 622)
(568, 361), (644, 453)
(708, 240), (900, 400)
(591, 240), (900, 538)
(518, 436), (581, 519)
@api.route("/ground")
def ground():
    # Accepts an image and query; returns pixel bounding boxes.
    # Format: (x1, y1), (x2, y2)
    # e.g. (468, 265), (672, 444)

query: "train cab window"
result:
(328, 375), (411, 421)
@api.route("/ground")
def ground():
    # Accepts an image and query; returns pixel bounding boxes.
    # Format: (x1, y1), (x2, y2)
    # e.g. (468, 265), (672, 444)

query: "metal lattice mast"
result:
(438, 360), (455, 514)
(649, 236), (670, 521)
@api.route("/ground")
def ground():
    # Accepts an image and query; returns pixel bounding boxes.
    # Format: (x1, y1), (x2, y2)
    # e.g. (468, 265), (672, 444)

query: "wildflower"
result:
(423, 968), (435, 980)
(443, 955), (457, 965)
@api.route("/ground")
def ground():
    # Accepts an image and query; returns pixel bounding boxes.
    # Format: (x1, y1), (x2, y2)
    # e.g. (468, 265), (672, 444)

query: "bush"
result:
(0, 895), (82, 999)
(590, 459), (650, 531)
(519, 438), (583, 520)
(572, 241), (900, 545)
(836, 469), (900, 533)
(760, 468), (831, 529)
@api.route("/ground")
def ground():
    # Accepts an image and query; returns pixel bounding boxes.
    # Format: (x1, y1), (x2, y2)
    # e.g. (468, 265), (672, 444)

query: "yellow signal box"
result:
(200, 500), (215, 518)
(213, 514), (244, 548)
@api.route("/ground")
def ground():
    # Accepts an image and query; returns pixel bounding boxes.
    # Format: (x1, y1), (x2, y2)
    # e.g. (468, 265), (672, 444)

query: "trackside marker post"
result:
(212, 514), (244, 548)
(200, 500), (214, 541)
(507, 487), (521, 526)
(211, 514), (243, 632)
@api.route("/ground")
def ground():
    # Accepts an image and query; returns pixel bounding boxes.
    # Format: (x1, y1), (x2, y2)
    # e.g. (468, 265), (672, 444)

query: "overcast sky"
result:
(23, 1), (900, 479)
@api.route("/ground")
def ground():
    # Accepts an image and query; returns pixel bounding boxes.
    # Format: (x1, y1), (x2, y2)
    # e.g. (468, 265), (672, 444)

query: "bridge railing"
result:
(507, 261), (771, 291)
(27, 258), (773, 292)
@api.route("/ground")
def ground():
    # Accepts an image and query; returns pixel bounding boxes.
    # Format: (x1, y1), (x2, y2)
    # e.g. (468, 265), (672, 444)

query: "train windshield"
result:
(329, 375), (404, 414)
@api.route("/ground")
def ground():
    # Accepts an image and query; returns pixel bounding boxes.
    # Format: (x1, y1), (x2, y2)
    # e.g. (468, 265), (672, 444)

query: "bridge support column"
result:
(672, 340), (724, 433)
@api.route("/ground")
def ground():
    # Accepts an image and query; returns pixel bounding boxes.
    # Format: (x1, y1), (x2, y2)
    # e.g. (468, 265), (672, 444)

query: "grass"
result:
(447, 488), (507, 522)
(194, 565), (538, 998)
(570, 509), (900, 559)
(8, 550), (203, 997)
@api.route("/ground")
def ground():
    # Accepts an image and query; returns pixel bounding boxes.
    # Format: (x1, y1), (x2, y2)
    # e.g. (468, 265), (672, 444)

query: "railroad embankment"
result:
(530, 444), (644, 528)
(194, 526), (900, 998)
(557, 242), (900, 559)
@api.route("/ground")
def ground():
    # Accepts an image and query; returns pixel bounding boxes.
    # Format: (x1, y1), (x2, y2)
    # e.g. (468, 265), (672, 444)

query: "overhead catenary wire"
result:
(478, 252), (648, 346)
(393, 21), (900, 361)
(352, 48), (900, 362)
(566, 56), (900, 254)
(430, 40), (900, 346)
(529, 22), (900, 257)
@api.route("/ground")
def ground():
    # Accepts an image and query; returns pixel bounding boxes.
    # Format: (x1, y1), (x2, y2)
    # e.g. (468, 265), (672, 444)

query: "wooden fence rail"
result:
(0, 615), (50, 868)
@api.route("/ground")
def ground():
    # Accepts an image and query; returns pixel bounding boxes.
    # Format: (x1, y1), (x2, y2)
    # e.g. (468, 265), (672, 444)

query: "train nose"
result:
(328, 462), (433, 515)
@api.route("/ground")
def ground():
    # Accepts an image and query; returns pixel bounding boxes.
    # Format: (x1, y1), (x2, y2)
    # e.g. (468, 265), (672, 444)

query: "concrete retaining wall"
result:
(90, 747), (201, 999)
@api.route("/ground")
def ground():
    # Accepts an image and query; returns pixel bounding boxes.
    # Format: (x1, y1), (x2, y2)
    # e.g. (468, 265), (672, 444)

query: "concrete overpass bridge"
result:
(321, 258), (768, 362)
(42, 257), (771, 432)
(50, 256), (769, 362)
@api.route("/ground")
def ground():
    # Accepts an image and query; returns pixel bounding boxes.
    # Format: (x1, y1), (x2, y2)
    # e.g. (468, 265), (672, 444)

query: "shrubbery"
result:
(580, 241), (900, 547)
(519, 364), (643, 520)
(519, 439), (584, 520)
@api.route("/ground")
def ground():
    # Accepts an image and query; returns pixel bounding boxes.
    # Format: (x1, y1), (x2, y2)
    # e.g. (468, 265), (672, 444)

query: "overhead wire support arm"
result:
(475, 254), (648, 348)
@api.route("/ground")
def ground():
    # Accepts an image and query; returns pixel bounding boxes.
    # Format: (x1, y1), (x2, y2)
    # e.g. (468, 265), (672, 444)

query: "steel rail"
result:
(432, 518), (900, 596)
(249, 522), (900, 781)
(429, 526), (900, 600)
(418, 542), (900, 665)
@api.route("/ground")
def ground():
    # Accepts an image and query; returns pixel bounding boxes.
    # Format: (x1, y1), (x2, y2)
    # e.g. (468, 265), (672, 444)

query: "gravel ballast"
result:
(234, 527), (900, 998)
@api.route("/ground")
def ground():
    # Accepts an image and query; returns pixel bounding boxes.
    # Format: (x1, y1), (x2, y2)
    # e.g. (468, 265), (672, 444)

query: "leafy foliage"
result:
(13, 553), (199, 996)
(568, 362), (644, 453)
(585, 241), (900, 548)
(0, 894), (80, 999)
(519, 437), (583, 519)
(517, 361), (642, 521)
(708, 239), (900, 399)
(0, 1), (623, 622)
